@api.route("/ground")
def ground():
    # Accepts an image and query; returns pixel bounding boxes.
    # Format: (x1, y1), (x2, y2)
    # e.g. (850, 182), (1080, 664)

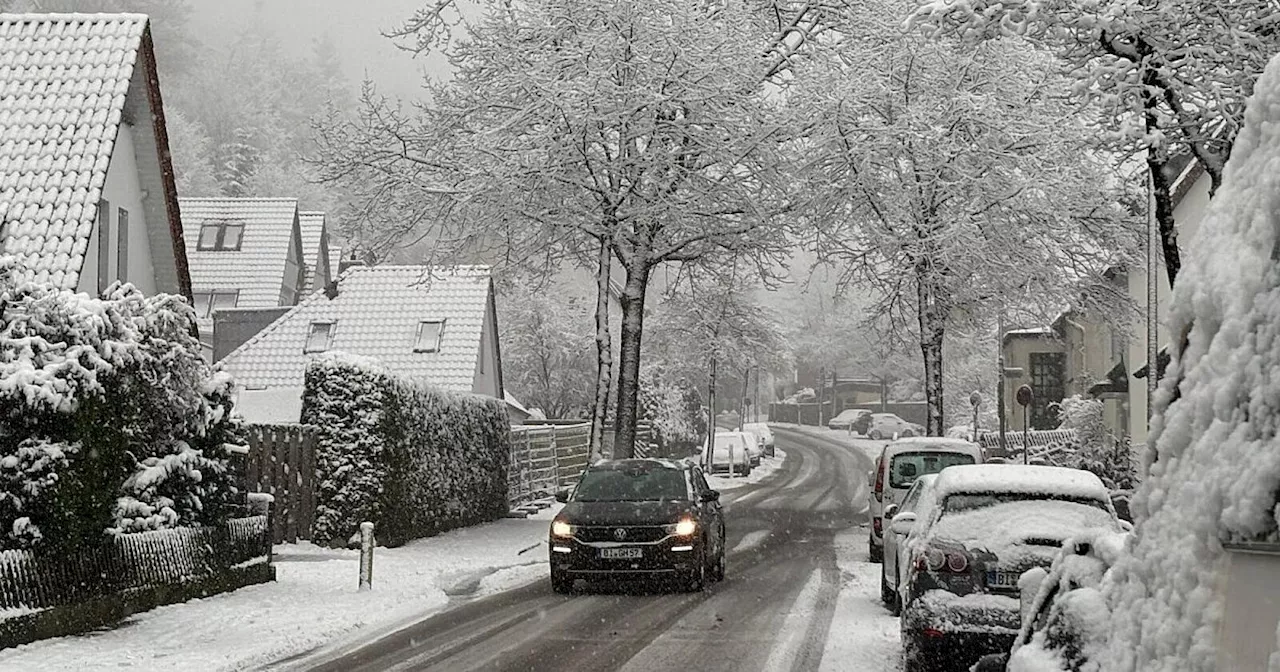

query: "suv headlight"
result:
(551, 520), (573, 538)
(668, 518), (697, 537)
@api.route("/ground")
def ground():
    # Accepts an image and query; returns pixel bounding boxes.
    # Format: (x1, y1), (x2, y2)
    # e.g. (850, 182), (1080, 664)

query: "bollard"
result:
(358, 521), (375, 591)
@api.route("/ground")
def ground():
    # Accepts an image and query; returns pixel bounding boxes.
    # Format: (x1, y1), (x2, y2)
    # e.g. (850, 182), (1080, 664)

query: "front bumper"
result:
(902, 591), (1020, 670)
(549, 535), (704, 580)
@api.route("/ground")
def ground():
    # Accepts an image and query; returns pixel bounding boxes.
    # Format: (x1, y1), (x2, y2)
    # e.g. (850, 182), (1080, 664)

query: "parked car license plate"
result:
(600, 547), (642, 560)
(987, 570), (1020, 588)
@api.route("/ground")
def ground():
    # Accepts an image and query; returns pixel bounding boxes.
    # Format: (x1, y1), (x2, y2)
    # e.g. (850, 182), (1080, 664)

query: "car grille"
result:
(573, 525), (669, 543)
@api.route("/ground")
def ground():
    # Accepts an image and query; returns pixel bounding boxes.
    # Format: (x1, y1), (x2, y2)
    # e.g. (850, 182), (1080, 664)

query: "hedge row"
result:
(301, 354), (511, 547)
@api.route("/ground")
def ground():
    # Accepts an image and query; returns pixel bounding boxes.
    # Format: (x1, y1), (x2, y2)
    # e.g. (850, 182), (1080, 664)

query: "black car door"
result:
(691, 466), (724, 551)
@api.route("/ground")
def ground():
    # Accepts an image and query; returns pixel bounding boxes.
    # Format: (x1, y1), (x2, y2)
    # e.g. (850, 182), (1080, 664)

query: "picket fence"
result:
(507, 422), (592, 508)
(0, 515), (273, 648)
(243, 424), (318, 544)
(977, 428), (1078, 463)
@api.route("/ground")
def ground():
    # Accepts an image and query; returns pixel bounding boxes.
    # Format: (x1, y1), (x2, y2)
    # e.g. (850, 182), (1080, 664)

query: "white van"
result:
(702, 431), (755, 475)
(867, 437), (983, 563)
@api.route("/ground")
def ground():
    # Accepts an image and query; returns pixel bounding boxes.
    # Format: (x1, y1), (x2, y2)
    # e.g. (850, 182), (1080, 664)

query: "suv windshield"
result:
(942, 492), (1110, 514)
(573, 465), (690, 502)
(889, 451), (976, 488)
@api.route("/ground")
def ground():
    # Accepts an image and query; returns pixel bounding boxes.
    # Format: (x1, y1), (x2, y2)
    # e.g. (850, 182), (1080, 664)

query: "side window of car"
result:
(693, 469), (711, 494)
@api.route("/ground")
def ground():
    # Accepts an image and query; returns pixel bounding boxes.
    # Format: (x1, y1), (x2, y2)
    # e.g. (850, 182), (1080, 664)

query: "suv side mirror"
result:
(889, 511), (917, 535)
(554, 489), (570, 504)
(700, 490), (721, 503)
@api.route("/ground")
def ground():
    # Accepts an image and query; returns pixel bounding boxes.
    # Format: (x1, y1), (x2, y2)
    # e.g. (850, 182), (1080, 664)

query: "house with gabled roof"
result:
(219, 264), (504, 424)
(298, 211), (333, 294)
(179, 197), (306, 357)
(0, 13), (191, 298)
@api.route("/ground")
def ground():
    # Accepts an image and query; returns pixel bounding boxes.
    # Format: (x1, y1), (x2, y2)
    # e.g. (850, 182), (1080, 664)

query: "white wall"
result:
(235, 386), (304, 424)
(473, 293), (503, 398)
(1127, 170), (1212, 446)
(77, 123), (157, 296)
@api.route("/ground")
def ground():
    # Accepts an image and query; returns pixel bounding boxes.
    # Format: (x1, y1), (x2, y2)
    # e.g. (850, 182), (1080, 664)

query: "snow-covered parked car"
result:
(868, 412), (915, 440)
(702, 431), (754, 475)
(971, 530), (1130, 672)
(869, 437), (983, 563)
(828, 408), (872, 432)
(742, 422), (775, 458)
(882, 472), (939, 615)
(897, 465), (1126, 672)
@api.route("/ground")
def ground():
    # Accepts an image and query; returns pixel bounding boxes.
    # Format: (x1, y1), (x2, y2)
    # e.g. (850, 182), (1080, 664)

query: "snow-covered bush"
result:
(638, 363), (706, 451)
(0, 261), (242, 550)
(301, 353), (510, 548)
(1054, 395), (1135, 491)
(1099, 53), (1280, 671)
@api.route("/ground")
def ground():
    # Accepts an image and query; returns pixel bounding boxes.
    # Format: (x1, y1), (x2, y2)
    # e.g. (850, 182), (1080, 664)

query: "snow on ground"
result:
(0, 505), (564, 672)
(770, 423), (887, 461)
(821, 525), (902, 672)
(705, 448), (787, 491)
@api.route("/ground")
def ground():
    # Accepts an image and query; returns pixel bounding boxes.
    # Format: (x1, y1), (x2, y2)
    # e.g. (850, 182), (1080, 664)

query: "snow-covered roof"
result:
(0, 13), (168, 290)
(298, 211), (326, 293)
(218, 264), (493, 394)
(179, 197), (299, 335)
(934, 465), (1109, 500)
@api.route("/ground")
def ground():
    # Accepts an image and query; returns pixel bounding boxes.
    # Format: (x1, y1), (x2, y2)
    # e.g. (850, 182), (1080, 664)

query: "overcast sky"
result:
(190, 0), (455, 101)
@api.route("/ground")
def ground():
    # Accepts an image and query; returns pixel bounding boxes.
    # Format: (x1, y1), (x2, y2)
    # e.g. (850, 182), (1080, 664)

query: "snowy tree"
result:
(313, 0), (796, 458)
(908, 0), (1280, 286)
(497, 277), (596, 419)
(794, 0), (1133, 435)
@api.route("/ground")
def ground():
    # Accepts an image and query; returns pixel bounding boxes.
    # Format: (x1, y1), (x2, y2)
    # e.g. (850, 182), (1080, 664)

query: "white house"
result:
(0, 14), (191, 299)
(219, 264), (505, 424)
(1124, 157), (1213, 446)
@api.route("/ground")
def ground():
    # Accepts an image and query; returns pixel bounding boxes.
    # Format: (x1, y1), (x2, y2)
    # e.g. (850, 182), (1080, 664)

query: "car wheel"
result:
(901, 429), (914, 438)
(550, 569), (573, 595)
(868, 538), (883, 564)
(869, 430), (883, 440)
(687, 549), (707, 592)
(708, 534), (726, 582)
(881, 567), (901, 616)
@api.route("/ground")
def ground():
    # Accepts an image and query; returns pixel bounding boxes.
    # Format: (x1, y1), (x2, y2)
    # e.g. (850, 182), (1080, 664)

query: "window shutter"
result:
(97, 199), (111, 293)
(116, 208), (129, 281)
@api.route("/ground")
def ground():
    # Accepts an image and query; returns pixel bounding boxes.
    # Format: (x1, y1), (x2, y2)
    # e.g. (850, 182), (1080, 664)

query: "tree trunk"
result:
(705, 357), (718, 471)
(1148, 153), (1182, 287)
(916, 269), (946, 436)
(613, 263), (651, 458)
(739, 366), (750, 430)
(589, 239), (613, 461)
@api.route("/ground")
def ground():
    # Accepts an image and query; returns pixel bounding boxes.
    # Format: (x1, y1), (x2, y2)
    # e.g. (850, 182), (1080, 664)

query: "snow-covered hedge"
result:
(301, 354), (510, 548)
(0, 259), (242, 551)
(1100, 53), (1280, 671)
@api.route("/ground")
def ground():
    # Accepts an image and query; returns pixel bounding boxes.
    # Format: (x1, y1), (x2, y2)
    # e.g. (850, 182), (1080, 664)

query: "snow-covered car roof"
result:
(885, 437), (981, 455)
(933, 464), (1108, 500)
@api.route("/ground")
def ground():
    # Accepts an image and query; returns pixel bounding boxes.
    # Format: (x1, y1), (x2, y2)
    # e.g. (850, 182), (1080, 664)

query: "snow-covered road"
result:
(0, 427), (904, 672)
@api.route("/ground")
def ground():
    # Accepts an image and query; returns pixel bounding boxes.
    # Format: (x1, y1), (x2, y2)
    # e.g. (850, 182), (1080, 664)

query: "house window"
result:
(97, 199), (110, 293)
(305, 322), (336, 353)
(414, 320), (445, 353)
(191, 291), (239, 319)
(116, 208), (129, 281)
(1029, 352), (1066, 430)
(196, 221), (245, 251)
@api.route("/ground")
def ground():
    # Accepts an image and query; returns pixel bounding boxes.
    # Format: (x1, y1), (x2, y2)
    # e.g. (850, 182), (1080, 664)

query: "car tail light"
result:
(873, 457), (885, 502)
(914, 545), (971, 574)
(872, 517), (882, 536)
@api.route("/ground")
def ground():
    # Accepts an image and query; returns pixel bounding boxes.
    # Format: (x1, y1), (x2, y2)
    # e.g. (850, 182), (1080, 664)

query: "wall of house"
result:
(77, 123), (157, 296)
(1002, 334), (1067, 430)
(471, 294), (503, 398)
(1126, 170), (1212, 447)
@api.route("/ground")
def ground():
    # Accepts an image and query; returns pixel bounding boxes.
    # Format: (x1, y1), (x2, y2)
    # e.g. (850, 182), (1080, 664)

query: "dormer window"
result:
(305, 321), (336, 353)
(414, 320), (445, 353)
(191, 290), (239, 319)
(197, 220), (245, 251)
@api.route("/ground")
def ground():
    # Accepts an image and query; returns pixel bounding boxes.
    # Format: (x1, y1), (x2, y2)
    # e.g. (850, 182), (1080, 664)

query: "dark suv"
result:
(549, 459), (726, 593)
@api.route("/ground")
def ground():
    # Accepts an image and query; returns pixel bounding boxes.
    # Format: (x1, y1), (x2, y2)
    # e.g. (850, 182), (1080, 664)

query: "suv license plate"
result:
(987, 570), (1020, 588)
(601, 548), (642, 560)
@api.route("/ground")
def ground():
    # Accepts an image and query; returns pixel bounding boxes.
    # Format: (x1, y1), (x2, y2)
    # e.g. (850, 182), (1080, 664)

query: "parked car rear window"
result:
(889, 451), (976, 488)
(574, 466), (690, 502)
(941, 492), (1110, 514)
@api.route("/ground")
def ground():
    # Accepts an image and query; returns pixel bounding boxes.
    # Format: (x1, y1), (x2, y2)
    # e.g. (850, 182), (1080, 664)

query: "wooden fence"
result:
(977, 428), (1079, 462)
(0, 514), (273, 648)
(244, 424), (318, 544)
